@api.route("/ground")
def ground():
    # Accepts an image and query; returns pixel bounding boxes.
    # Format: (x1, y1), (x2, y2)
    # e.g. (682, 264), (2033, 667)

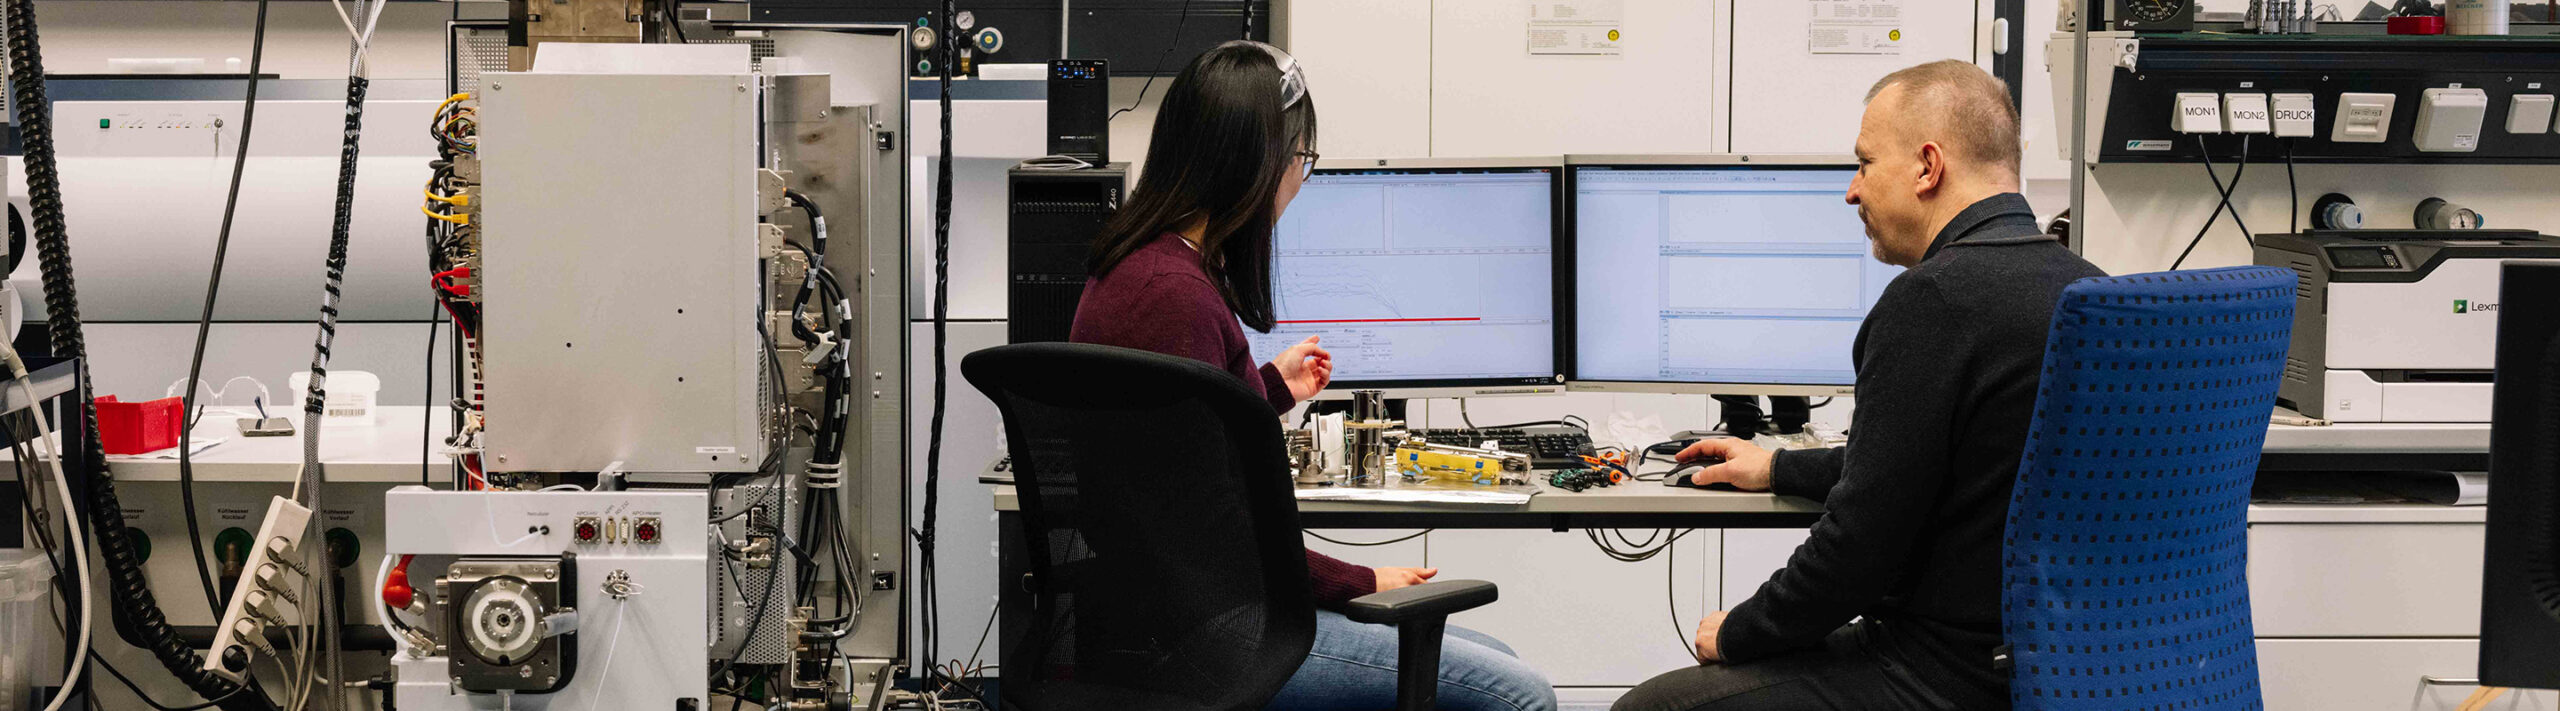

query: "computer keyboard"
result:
(1409, 425), (1593, 470)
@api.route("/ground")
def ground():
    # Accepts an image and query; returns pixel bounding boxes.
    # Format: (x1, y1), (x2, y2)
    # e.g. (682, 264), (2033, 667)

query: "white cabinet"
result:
(1427, 528), (1717, 687)
(2249, 523), (2486, 638)
(2257, 639), (2556, 711)
(1719, 528), (1811, 609)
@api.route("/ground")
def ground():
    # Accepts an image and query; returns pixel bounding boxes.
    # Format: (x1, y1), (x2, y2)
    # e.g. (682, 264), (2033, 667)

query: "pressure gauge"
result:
(2113, 0), (2195, 31)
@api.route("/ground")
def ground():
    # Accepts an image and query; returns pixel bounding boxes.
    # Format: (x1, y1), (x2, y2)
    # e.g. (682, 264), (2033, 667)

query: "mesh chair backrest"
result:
(2004, 267), (2296, 710)
(963, 343), (1316, 711)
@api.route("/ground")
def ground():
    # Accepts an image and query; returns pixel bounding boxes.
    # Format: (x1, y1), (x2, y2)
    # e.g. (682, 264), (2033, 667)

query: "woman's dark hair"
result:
(1087, 41), (1317, 333)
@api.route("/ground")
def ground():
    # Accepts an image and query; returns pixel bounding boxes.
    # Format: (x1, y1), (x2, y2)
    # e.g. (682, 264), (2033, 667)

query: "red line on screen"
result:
(1273, 317), (1483, 324)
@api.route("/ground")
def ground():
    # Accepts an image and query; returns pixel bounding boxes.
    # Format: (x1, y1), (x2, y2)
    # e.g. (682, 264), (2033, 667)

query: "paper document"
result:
(1809, 0), (1903, 55)
(1528, 0), (1624, 56)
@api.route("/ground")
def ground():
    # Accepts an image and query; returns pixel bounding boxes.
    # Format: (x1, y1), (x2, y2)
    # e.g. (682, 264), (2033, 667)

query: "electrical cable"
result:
(1107, 0), (1195, 122)
(2169, 134), (2254, 271)
(709, 473), (787, 683)
(921, 0), (958, 678)
(15, 442), (257, 711)
(4, 0), (270, 704)
(1303, 530), (1433, 547)
(2, 338), (90, 711)
(180, 0), (273, 621)
(1668, 531), (1702, 665)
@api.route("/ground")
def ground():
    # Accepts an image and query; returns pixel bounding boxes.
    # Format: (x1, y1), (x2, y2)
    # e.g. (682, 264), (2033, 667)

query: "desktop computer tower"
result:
(1007, 164), (1126, 344)
(2480, 261), (2560, 689)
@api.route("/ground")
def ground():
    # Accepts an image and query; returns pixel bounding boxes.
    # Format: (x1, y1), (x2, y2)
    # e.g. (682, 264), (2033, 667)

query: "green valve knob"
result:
(129, 529), (153, 563)
(326, 528), (360, 569)
(213, 527), (254, 573)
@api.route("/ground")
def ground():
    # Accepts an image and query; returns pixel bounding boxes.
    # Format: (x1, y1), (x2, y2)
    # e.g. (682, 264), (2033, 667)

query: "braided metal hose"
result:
(296, 74), (369, 711)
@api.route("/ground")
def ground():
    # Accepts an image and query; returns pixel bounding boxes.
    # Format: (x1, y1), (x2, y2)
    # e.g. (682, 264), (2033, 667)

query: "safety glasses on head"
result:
(1224, 40), (1308, 109)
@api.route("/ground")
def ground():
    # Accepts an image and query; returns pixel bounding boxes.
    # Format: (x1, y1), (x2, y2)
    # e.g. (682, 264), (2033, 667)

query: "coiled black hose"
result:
(1, 0), (270, 708)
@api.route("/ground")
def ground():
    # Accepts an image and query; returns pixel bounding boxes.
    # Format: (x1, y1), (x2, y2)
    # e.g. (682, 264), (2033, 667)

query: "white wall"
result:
(32, 0), (496, 80)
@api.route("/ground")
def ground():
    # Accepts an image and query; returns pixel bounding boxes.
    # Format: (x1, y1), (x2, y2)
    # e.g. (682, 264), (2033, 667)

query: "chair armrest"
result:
(1341, 579), (1498, 625)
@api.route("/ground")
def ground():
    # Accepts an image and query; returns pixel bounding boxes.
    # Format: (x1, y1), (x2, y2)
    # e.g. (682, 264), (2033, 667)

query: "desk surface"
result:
(991, 462), (1827, 528)
(3, 405), (452, 483)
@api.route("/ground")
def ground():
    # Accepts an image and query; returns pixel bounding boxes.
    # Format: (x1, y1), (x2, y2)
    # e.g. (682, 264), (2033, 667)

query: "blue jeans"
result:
(1267, 609), (1558, 711)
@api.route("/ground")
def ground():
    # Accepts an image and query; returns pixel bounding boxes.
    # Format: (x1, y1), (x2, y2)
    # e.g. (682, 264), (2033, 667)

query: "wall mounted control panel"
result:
(2099, 37), (2560, 163)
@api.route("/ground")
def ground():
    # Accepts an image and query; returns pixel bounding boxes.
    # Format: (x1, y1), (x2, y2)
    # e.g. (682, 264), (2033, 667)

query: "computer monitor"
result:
(2479, 261), (2560, 689)
(1564, 155), (1896, 396)
(1240, 158), (1565, 399)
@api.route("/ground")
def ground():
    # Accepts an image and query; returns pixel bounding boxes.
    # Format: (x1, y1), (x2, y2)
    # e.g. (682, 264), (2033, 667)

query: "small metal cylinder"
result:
(1348, 390), (1389, 486)
(1352, 390), (1386, 421)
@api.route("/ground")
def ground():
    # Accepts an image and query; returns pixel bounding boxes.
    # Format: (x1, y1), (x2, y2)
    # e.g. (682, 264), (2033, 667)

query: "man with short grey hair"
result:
(1614, 59), (2104, 710)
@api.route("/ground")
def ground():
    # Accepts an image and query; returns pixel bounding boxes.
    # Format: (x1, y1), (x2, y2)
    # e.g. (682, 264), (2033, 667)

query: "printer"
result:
(2255, 230), (2560, 423)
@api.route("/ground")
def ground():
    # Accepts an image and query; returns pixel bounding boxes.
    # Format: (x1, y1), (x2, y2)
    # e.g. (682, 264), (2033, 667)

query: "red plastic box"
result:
(97, 395), (183, 455)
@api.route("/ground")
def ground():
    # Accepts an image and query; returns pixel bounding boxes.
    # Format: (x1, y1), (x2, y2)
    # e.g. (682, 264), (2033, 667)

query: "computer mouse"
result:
(1663, 459), (1742, 491)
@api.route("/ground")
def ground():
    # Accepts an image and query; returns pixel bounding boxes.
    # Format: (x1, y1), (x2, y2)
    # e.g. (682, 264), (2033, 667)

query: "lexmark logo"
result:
(2456, 300), (2499, 314)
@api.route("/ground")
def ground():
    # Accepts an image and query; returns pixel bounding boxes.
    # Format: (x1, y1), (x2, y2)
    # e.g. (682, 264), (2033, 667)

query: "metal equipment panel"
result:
(385, 489), (711, 709)
(477, 69), (768, 474)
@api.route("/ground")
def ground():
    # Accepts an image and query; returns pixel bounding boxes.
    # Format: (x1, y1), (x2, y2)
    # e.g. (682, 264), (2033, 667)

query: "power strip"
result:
(201, 495), (313, 682)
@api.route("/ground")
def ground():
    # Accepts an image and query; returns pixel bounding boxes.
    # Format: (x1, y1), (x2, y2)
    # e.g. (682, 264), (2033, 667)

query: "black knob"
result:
(221, 645), (251, 673)
(830, 690), (855, 711)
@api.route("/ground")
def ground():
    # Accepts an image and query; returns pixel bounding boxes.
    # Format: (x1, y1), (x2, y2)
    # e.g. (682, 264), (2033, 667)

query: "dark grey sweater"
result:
(1718, 193), (2106, 694)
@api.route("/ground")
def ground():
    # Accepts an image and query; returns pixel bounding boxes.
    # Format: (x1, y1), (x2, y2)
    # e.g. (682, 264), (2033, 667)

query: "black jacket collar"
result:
(1920, 192), (2048, 262)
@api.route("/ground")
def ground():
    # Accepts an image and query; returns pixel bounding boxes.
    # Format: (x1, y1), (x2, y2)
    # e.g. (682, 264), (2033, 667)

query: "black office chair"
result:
(964, 342), (1498, 711)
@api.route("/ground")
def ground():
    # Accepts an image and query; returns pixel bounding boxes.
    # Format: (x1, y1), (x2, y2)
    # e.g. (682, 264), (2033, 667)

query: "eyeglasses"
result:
(1296, 150), (1320, 179)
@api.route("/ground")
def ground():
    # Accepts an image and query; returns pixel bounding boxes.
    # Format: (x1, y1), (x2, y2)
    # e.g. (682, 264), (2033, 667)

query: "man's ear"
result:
(1914, 141), (1948, 198)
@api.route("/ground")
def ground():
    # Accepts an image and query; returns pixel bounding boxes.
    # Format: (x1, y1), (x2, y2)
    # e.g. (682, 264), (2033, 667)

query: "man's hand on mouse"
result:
(1677, 438), (1776, 491)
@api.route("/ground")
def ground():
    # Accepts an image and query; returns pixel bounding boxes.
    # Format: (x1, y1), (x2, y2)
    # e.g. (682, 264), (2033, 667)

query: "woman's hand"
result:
(1374, 566), (1438, 592)
(1273, 336), (1334, 402)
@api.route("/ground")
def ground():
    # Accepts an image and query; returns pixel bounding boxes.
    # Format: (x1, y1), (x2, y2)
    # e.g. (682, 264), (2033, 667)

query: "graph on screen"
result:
(1573, 164), (1898, 388)
(1241, 168), (1557, 385)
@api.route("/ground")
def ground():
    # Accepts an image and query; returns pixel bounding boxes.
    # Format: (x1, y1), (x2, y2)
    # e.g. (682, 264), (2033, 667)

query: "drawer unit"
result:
(2259, 639), (2556, 711)
(2250, 523), (2484, 638)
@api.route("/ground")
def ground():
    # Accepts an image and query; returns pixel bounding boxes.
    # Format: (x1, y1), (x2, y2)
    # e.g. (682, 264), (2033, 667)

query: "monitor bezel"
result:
(1560, 153), (1868, 398)
(1287, 156), (1569, 400)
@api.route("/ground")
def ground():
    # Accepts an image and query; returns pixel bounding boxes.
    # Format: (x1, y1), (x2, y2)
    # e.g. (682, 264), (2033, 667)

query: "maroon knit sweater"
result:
(1068, 233), (1378, 605)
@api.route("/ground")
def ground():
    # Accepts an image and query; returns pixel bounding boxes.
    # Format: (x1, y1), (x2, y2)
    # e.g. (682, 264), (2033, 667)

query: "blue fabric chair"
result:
(2003, 266), (2297, 710)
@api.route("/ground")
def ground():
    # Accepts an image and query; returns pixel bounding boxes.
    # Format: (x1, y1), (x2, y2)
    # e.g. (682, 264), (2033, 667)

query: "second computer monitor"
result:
(1568, 157), (1899, 396)
(1241, 159), (1563, 398)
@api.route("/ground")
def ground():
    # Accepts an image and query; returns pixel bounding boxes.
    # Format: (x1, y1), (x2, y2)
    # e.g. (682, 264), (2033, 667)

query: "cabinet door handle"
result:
(2422, 676), (2481, 686)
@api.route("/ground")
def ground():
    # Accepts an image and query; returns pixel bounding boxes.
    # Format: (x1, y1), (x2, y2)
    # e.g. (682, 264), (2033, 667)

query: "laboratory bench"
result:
(984, 416), (2525, 704)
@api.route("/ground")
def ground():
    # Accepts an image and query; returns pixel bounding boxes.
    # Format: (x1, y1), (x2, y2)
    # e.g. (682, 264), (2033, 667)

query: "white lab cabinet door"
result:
(1730, 0), (1985, 153)
(2248, 523), (2486, 638)
(1719, 528), (1813, 609)
(1427, 528), (1718, 687)
(2257, 639), (2558, 711)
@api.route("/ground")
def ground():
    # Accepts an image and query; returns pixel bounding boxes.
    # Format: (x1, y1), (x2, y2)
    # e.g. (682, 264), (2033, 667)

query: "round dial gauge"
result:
(2125, 0), (2188, 23)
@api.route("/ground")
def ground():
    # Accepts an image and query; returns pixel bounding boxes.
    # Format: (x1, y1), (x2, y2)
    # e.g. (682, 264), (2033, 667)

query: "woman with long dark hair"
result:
(1070, 40), (1556, 711)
